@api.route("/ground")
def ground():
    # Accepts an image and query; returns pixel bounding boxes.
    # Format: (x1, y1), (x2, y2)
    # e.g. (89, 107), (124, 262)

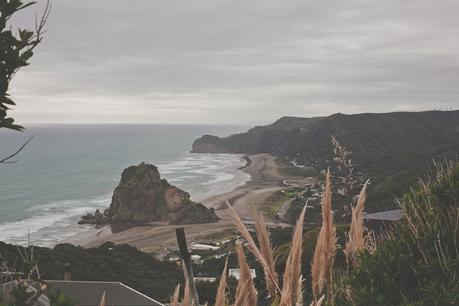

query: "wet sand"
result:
(69, 154), (307, 254)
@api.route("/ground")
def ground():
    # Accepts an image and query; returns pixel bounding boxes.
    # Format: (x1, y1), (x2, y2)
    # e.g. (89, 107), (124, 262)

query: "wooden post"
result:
(176, 227), (200, 305)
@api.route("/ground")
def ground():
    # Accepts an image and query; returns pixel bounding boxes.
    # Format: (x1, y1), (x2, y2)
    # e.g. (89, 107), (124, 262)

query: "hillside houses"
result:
(156, 237), (236, 266)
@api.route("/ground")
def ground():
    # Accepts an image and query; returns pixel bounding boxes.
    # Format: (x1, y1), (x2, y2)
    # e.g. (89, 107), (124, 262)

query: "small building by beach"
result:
(228, 268), (257, 280)
(194, 277), (217, 283)
(190, 243), (220, 251)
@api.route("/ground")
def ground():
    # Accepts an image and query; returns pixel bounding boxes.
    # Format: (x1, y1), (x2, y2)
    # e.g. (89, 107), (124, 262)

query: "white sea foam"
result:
(0, 153), (250, 247)
(0, 201), (107, 246)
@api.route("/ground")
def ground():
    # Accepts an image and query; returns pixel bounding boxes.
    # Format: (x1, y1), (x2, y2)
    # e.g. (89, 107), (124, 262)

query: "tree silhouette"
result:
(0, 0), (50, 163)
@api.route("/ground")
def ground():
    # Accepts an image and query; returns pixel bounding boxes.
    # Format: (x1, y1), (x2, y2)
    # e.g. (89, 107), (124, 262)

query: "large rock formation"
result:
(79, 163), (219, 225)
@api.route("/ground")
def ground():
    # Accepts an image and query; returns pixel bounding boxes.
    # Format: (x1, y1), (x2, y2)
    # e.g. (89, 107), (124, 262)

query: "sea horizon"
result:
(0, 124), (251, 246)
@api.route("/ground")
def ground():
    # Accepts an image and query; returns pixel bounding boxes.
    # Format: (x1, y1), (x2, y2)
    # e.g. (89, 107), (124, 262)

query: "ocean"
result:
(0, 124), (250, 246)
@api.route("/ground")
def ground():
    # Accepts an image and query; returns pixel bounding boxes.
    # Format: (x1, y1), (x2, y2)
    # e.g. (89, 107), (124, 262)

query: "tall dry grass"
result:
(171, 281), (196, 306)
(214, 259), (228, 306)
(311, 227), (324, 304)
(170, 166), (373, 305)
(170, 284), (180, 306)
(330, 135), (354, 216)
(98, 291), (106, 306)
(344, 180), (369, 267)
(226, 202), (280, 295)
(182, 281), (193, 306)
(279, 205), (307, 306)
(308, 294), (324, 306)
(226, 200), (307, 305)
(311, 169), (337, 306)
(398, 161), (458, 272)
(254, 210), (279, 297)
(234, 243), (258, 306)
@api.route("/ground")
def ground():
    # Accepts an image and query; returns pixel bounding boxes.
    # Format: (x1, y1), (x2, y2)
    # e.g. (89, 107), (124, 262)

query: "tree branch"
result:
(0, 135), (34, 164)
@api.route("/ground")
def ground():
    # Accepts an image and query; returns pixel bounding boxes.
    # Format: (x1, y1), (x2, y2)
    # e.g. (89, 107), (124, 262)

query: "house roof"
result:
(364, 209), (404, 221)
(45, 280), (164, 306)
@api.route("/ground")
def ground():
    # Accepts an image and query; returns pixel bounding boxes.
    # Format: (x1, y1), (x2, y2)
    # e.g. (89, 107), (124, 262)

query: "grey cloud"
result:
(8, 0), (459, 124)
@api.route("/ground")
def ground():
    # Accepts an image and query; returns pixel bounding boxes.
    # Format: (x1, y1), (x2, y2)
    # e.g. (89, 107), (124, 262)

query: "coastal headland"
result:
(69, 154), (311, 253)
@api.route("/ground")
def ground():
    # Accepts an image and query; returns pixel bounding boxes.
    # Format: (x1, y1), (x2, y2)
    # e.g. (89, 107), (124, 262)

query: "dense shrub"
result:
(0, 241), (182, 302)
(336, 163), (459, 306)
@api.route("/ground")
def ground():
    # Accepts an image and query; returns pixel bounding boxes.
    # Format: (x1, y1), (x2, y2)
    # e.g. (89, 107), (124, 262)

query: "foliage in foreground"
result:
(336, 162), (459, 306)
(0, 0), (48, 131)
(0, 241), (182, 302)
(172, 170), (350, 306)
(0, 0), (50, 164)
(172, 162), (458, 306)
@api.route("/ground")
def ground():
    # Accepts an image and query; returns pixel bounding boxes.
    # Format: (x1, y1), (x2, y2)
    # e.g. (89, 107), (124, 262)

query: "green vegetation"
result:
(10, 282), (40, 306)
(48, 289), (77, 306)
(0, 241), (182, 303)
(335, 163), (459, 306)
(196, 228), (239, 242)
(276, 157), (320, 178)
(0, 0), (49, 165)
(1, 160), (437, 306)
(174, 163), (459, 305)
(192, 111), (459, 212)
(286, 200), (322, 224)
(284, 187), (329, 225)
(0, 0), (48, 131)
(258, 189), (291, 216)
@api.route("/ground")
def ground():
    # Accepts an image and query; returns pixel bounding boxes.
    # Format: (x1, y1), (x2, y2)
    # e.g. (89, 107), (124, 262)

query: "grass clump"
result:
(171, 161), (459, 306)
(336, 162), (459, 306)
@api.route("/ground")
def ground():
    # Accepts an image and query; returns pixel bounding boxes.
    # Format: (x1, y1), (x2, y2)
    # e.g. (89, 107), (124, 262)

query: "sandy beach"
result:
(70, 154), (309, 254)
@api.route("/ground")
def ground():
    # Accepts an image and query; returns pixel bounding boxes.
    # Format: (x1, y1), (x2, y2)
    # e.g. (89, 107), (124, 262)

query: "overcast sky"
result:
(9, 0), (459, 125)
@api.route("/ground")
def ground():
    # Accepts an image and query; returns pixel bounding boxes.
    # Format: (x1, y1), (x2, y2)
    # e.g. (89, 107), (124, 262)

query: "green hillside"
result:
(193, 111), (459, 211)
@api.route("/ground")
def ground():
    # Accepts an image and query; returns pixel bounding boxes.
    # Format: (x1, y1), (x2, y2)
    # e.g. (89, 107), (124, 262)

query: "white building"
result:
(194, 277), (217, 283)
(190, 243), (220, 251)
(228, 268), (256, 280)
(191, 254), (203, 264)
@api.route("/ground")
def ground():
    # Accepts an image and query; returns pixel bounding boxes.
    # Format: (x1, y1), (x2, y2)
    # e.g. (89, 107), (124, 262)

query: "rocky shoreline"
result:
(79, 162), (219, 226)
(68, 154), (307, 253)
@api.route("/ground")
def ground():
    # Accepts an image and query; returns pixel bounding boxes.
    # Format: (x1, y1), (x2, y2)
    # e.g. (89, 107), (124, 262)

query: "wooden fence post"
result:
(176, 227), (200, 305)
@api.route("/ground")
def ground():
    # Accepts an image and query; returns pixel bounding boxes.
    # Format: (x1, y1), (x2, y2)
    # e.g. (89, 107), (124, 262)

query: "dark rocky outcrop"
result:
(79, 163), (218, 225)
(192, 135), (229, 153)
(80, 209), (109, 225)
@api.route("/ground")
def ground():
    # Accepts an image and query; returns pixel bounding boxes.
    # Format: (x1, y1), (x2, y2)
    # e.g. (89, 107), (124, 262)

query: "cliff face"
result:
(192, 111), (459, 210)
(80, 163), (218, 225)
(192, 111), (459, 160)
(191, 135), (229, 153)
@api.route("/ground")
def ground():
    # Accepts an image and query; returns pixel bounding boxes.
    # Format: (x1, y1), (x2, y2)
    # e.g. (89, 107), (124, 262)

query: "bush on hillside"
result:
(335, 162), (459, 306)
(0, 241), (182, 302)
